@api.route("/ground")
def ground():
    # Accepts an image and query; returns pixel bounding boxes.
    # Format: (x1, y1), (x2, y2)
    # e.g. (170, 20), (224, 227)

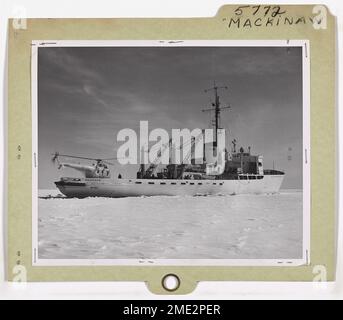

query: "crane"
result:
(176, 132), (203, 179)
(143, 138), (172, 178)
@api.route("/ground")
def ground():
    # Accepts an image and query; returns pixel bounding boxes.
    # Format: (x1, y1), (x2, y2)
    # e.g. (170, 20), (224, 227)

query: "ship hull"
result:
(55, 175), (285, 198)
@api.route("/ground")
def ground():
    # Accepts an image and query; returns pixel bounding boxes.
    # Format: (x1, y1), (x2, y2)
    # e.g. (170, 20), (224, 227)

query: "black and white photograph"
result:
(32, 40), (310, 265)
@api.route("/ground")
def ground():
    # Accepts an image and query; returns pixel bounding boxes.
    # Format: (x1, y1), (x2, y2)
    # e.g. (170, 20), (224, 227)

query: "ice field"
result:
(38, 190), (303, 260)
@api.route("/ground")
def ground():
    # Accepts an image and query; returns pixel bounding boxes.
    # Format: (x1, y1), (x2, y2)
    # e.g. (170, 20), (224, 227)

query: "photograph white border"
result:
(31, 40), (310, 266)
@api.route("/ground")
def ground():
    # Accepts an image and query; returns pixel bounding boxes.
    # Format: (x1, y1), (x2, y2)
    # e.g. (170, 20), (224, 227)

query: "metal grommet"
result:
(162, 274), (180, 292)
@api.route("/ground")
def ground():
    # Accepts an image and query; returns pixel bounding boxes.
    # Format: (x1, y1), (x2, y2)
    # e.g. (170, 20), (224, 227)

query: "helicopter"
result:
(51, 152), (118, 179)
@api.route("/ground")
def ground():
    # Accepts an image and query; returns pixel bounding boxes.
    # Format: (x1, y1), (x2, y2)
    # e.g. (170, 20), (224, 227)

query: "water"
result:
(38, 190), (303, 259)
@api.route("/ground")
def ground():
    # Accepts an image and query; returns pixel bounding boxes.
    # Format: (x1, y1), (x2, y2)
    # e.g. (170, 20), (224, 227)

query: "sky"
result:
(38, 45), (303, 189)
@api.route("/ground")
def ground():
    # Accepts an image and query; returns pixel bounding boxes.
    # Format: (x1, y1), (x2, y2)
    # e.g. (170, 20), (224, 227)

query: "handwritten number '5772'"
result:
(234, 6), (286, 18)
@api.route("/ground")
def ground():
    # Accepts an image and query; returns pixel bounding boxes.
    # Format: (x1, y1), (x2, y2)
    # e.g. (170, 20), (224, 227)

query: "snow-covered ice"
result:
(38, 190), (303, 259)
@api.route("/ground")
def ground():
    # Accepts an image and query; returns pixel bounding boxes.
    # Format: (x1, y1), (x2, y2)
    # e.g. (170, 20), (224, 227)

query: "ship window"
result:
(171, 182), (176, 185)
(219, 183), (223, 185)
(148, 182), (155, 184)
(249, 176), (256, 180)
(240, 176), (248, 180)
(257, 176), (263, 180)
(160, 182), (166, 185)
(181, 182), (186, 185)
(198, 183), (202, 185)
(190, 182), (195, 185)
(213, 183), (217, 185)
(135, 181), (142, 184)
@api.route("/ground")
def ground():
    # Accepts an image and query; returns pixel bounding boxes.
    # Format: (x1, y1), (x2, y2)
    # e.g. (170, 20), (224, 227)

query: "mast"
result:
(202, 81), (230, 146)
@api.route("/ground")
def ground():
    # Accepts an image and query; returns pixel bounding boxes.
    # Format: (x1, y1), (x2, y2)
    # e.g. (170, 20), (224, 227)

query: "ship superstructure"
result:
(53, 83), (285, 198)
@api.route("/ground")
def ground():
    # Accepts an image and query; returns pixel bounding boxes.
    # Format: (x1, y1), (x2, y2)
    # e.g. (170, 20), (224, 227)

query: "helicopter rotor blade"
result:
(101, 157), (120, 161)
(103, 161), (115, 166)
(58, 154), (99, 161)
(51, 153), (123, 165)
(51, 154), (107, 161)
